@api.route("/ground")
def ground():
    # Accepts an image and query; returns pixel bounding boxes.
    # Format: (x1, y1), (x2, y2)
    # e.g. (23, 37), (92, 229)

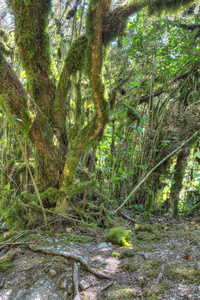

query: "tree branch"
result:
(9, 0), (55, 116)
(0, 51), (66, 161)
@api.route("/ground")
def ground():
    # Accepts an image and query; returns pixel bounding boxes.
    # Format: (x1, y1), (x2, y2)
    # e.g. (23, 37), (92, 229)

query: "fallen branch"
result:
(73, 262), (81, 300)
(98, 280), (114, 294)
(0, 242), (34, 246)
(28, 244), (113, 280)
(119, 211), (138, 224)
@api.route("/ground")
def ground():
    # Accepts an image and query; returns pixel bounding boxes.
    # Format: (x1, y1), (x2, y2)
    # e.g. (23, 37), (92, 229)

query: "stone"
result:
(61, 279), (67, 289)
(49, 269), (57, 276)
(98, 242), (109, 248)
(79, 279), (90, 290)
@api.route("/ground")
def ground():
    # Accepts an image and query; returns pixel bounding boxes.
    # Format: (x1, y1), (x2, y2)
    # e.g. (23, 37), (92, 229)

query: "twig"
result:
(119, 211), (138, 224)
(73, 262), (81, 300)
(0, 242), (34, 246)
(0, 231), (27, 250)
(114, 130), (200, 214)
(19, 203), (81, 222)
(98, 280), (114, 293)
(28, 244), (113, 280)
(156, 264), (165, 284)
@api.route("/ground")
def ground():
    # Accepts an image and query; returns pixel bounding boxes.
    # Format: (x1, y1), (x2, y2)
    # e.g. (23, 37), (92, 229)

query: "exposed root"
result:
(73, 262), (80, 300)
(28, 244), (113, 280)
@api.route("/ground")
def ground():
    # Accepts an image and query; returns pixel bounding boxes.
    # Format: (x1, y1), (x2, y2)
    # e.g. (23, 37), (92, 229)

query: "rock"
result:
(98, 242), (109, 248)
(79, 279), (90, 290)
(46, 238), (53, 243)
(61, 279), (67, 289)
(49, 269), (57, 276)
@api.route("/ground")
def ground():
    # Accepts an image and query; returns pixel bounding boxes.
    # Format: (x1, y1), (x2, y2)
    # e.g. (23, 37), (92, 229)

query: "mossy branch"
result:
(9, 0), (55, 114)
(0, 51), (66, 161)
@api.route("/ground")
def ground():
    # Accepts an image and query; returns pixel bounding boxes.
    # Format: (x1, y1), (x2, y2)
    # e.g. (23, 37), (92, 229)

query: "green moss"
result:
(143, 260), (162, 278)
(0, 258), (15, 272)
(118, 262), (139, 273)
(41, 187), (65, 204)
(112, 251), (120, 259)
(165, 263), (200, 284)
(148, 0), (195, 16)
(106, 226), (132, 247)
(65, 234), (90, 244)
(64, 36), (88, 73)
(105, 287), (141, 299)
(0, 28), (9, 43)
(135, 223), (153, 232)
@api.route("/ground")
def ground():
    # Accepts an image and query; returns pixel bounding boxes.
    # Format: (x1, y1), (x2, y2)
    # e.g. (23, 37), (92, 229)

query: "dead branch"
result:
(98, 280), (114, 294)
(28, 244), (113, 280)
(73, 262), (81, 300)
(156, 264), (165, 284)
(119, 211), (138, 224)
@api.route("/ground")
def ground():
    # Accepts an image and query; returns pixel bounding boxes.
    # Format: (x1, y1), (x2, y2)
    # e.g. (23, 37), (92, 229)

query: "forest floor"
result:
(0, 213), (200, 300)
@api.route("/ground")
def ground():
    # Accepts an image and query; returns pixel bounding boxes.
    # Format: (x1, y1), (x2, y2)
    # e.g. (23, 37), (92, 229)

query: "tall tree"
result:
(0, 0), (196, 211)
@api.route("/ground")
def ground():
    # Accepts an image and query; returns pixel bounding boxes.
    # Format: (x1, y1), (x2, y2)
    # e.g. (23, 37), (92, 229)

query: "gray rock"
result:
(98, 242), (109, 248)
(61, 279), (67, 289)
(79, 279), (90, 290)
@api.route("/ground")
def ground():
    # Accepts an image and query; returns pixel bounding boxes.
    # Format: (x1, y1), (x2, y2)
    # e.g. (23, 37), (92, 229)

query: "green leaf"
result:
(55, 35), (61, 41)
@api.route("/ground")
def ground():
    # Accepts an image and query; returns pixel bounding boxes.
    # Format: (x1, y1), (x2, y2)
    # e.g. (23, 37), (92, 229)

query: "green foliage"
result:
(106, 226), (132, 247)
(41, 187), (65, 205)
(0, 28), (9, 43)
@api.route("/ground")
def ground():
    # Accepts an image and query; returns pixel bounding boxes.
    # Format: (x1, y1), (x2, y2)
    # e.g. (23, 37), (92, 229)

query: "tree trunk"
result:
(168, 148), (189, 217)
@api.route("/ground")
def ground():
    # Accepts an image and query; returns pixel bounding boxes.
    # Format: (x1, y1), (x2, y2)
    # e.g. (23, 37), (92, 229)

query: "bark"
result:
(0, 51), (66, 189)
(168, 148), (189, 217)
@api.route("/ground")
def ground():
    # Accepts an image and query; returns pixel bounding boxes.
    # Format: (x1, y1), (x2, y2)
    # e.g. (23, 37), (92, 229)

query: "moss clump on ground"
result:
(106, 227), (132, 247)
(0, 258), (15, 272)
(165, 263), (200, 284)
(135, 223), (153, 232)
(105, 286), (142, 299)
(118, 262), (139, 273)
(143, 260), (162, 278)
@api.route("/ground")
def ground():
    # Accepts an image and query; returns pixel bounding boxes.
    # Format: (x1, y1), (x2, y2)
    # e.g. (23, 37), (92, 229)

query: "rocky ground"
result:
(0, 214), (200, 300)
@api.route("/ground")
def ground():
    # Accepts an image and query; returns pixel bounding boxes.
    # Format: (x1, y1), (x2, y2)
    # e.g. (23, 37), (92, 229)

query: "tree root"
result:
(28, 244), (113, 280)
(73, 262), (81, 300)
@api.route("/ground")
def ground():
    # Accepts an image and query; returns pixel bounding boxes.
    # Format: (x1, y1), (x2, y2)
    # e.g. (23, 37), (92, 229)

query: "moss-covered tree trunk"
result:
(0, 0), (196, 211)
(168, 148), (189, 217)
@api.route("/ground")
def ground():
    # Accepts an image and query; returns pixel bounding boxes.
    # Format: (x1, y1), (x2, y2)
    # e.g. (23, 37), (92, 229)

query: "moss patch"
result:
(106, 227), (132, 247)
(0, 258), (15, 272)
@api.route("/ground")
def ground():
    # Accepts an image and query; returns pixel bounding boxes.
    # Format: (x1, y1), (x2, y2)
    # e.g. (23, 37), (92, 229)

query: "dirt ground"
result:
(0, 214), (200, 300)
